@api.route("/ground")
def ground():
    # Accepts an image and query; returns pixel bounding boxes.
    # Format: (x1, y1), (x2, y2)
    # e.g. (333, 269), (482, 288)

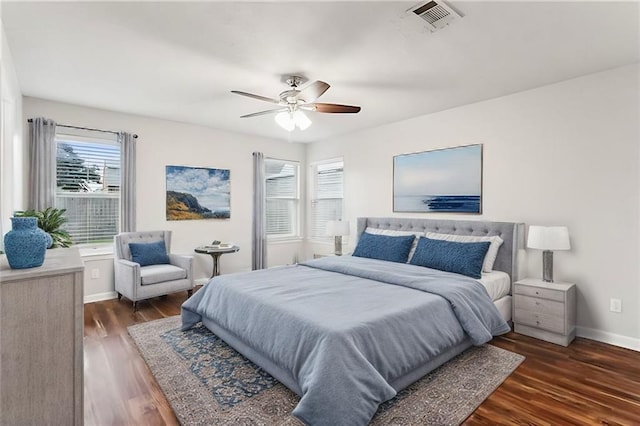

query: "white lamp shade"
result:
(527, 225), (570, 250)
(274, 110), (312, 131)
(293, 110), (312, 130)
(326, 220), (350, 236)
(275, 111), (295, 131)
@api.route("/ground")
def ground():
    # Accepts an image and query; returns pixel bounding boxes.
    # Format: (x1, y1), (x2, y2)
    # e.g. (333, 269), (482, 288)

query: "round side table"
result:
(194, 245), (240, 278)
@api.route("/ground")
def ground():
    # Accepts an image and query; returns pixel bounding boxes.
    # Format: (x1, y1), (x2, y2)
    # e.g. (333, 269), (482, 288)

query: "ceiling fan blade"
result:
(231, 90), (280, 104)
(310, 103), (361, 114)
(240, 108), (288, 118)
(295, 80), (330, 103)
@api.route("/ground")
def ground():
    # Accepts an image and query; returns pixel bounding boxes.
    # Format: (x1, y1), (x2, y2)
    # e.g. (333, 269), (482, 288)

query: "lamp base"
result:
(334, 236), (343, 256)
(542, 250), (554, 283)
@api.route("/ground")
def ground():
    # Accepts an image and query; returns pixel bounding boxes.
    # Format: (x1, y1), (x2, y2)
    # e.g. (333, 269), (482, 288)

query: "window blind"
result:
(265, 159), (299, 237)
(311, 160), (344, 239)
(55, 136), (121, 244)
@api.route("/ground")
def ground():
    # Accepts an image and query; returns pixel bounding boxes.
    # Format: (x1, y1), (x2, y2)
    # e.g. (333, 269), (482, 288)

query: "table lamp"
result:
(527, 225), (570, 283)
(326, 220), (350, 256)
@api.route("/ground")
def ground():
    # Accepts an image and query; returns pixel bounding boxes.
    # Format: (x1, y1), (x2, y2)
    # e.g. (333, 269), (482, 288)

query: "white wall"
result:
(307, 64), (640, 349)
(0, 23), (25, 249)
(82, 253), (116, 303)
(23, 97), (306, 294)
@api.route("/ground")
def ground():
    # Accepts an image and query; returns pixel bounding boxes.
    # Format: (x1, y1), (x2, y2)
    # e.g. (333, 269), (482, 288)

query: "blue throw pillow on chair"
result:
(352, 232), (416, 263)
(129, 240), (170, 267)
(410, 237), (490, 279)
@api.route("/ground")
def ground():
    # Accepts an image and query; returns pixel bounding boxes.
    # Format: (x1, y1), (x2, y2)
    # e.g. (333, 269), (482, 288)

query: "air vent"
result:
(408, 0), (462, 32)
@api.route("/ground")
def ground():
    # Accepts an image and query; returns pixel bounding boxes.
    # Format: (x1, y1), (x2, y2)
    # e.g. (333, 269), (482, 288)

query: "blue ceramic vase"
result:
(3, 217), (48, 269)
(44, 232), (54, 249)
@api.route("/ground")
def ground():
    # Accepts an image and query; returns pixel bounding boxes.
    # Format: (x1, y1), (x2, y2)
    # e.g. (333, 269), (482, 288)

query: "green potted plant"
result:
(14, 207), (73, 248)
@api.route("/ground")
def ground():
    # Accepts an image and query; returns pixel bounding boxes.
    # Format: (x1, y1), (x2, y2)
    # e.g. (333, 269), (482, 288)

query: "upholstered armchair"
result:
(114, 230), (194, 310)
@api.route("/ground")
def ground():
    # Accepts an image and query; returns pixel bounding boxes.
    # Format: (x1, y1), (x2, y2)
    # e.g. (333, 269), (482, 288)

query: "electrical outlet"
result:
(609, 298), (622, 313)
(91, 268), (100, 279)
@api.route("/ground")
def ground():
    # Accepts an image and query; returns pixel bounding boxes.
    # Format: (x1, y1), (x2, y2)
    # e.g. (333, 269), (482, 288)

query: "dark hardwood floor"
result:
(84, 293), (640, 425)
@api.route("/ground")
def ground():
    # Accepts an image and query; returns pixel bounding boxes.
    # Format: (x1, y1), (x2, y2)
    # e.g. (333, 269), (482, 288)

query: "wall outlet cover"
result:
(609, 298), (622, 313)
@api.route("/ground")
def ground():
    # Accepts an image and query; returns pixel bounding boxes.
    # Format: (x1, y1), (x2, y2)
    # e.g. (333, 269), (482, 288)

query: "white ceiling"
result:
(2, 1), (639, 143)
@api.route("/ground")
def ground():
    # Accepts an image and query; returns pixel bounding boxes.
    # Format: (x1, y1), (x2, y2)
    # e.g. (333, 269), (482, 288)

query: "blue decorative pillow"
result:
(352, 232), (416, 263)
(409, 237), (490, 279)
(129, 240), (170, 266)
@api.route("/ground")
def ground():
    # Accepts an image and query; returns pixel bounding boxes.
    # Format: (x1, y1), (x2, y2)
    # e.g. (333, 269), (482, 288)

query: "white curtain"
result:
(252, 152), (267, 270)
(28, 117), (57, 210)
(118, 132), (136, 232)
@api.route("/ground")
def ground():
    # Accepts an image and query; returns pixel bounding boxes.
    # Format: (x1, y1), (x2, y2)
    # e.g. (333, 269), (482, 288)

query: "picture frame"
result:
(166, 165), (230, 220)
(393, 144), (483, 214)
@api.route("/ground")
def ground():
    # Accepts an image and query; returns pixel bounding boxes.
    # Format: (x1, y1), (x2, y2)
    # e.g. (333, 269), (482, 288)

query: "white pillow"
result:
(423, 232), (504, 272)
(364, 227), (421, 262)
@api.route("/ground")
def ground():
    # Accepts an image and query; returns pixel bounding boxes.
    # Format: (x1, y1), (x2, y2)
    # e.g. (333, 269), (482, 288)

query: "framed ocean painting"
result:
(393, 144), (482, 214)
(166, 165), (230, 220)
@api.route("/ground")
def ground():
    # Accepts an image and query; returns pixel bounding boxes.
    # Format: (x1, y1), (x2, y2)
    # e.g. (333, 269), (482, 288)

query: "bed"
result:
(182, 217), (524, 425)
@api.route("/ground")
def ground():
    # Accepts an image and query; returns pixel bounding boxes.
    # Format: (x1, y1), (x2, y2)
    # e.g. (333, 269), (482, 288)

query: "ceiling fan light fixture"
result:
(233, 76), (359, 132)
(275, 111), (295, 132)
(275, 110), (312, 132)
(293, 110), (312, 130)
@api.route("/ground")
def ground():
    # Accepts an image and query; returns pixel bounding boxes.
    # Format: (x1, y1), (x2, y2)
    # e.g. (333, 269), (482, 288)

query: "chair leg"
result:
(117, 292), (122, 300)
(187, 289), (193, 298)
(133, 301), (138, 312)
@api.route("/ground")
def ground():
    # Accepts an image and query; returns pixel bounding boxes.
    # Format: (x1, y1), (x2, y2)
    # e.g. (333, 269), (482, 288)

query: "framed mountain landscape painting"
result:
(393, 144), (482, 214)
(166, 165), (230, 220)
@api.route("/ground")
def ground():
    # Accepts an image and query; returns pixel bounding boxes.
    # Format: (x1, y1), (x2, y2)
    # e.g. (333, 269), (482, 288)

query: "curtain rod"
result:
(27, 119), (138, 139)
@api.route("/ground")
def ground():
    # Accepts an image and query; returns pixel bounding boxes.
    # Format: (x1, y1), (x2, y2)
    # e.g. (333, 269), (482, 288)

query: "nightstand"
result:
(513, 278), (576, 347)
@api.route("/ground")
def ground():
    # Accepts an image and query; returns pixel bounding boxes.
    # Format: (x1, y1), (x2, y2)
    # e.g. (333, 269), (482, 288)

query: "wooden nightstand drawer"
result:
(514, 284), (564, 302)
(514, 294), (565, 317)
(514, 309), (565, 334)
(513, 279), (576, 347)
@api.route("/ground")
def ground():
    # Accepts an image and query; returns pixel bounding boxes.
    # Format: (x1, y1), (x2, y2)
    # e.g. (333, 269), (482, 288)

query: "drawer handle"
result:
(535, 291), (539, 295)
(535, 301), (540, 306)
(536, 320), (540, 325)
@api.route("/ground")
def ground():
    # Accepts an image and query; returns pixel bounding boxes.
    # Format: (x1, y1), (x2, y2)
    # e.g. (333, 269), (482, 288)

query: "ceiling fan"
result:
(231, 76), (361, 131)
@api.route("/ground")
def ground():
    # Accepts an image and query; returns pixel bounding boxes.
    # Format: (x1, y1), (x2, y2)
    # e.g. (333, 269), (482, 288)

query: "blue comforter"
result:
(182, 256), (509, 425)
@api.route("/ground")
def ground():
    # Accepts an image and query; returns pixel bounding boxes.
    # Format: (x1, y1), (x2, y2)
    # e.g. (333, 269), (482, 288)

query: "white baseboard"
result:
(195, 277), (211, 286)
(576, 326), (640, 352)
(84, 291), (118, 304)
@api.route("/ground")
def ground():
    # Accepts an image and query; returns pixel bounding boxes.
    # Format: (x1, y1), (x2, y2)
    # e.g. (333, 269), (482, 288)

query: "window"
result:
(55, 132), (121, 244)
(265, 158), (300, 238)
(310, 159), (344, 240)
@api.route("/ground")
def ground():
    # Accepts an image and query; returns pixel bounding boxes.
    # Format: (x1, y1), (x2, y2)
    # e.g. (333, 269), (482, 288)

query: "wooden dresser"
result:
(513, 278), (576, 347)
(1, 248), (84, 425)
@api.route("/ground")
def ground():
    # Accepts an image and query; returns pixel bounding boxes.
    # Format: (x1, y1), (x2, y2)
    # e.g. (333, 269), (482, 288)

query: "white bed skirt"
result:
(494, 295), (512, 322)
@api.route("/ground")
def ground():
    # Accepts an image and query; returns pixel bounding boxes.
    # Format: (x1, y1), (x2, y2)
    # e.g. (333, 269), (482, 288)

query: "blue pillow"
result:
(129, 240), (170, 266)
(410, 237), (490, 279)
(352, 232), (416, 263)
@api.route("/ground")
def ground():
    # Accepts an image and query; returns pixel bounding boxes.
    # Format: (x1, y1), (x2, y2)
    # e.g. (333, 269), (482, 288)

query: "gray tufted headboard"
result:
(357, 217), (524, 282)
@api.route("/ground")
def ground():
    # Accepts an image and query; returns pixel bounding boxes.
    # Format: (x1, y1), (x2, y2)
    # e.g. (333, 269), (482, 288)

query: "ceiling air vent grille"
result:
(408, 0), (462, 32)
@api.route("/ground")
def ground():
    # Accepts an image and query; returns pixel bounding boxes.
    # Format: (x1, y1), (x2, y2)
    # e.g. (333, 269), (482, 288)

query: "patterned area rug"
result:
(128, 316), (524, 426)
